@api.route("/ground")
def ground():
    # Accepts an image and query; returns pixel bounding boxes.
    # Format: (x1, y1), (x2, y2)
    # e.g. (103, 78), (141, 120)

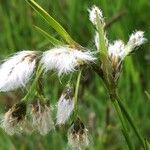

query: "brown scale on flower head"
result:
(71, 118), (85, 140)
(11, 101), (26, 122)
(109, 56), (122, 81)
(31, 100), (49, 113)
(68, 118), (89, 149)
(22, 52), (38, 62)
(8, 52), (38, 77)
(68, 43), (84, 51)
(31, 100), (50, 113)
(63, 86), (74, 100)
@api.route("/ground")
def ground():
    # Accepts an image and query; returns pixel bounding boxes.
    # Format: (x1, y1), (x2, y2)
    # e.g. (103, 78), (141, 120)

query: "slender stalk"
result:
(116, 95), (146, 149)
(73, 70), (82, 118)
(112, 98), (134, 150)
(22, 65), (43, 101)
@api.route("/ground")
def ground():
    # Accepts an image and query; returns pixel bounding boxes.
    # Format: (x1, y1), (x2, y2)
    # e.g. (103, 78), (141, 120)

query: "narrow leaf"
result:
(26, 0), (75, 44)
(34, 26), (63, 46)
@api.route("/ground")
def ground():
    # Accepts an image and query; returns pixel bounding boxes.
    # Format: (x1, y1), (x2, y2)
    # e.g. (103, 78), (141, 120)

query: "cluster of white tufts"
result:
(41, 46), (95, 76)
(89, 5), (146, 62)
(108, 31), (146, 62)
(0, 100), (55, 136)
(0, 47), (95, 92)
(0, 5), (147, 150)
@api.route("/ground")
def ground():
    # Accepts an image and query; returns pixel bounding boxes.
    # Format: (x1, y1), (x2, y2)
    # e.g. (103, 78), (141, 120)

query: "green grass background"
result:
(0, 0), (150, 149)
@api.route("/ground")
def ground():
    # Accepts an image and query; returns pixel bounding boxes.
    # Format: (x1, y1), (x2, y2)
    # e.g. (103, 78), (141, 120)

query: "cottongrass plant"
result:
(0, 0), (148, 149)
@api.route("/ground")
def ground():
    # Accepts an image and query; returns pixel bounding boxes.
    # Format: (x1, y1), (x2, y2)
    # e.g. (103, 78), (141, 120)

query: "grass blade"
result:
(34, 26), (64, 46)
(26, 0), (75, 44)
(117, 98), (145, 148)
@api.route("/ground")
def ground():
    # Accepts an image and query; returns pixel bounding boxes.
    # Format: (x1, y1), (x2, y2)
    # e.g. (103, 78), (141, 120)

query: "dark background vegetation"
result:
(0, 0), (149, 149)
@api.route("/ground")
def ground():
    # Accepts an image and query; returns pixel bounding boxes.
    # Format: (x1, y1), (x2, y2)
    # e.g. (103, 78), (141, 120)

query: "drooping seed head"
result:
(0, 101), (27, 135)
(68, 118), (89, 150)
(56, 86), (74, 125)
(0, 51), (40, 92)
(30, 100), (54, 135)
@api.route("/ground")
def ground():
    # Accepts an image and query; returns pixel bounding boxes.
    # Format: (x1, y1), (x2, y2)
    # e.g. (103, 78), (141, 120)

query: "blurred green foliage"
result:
(0, 0), (149, 149)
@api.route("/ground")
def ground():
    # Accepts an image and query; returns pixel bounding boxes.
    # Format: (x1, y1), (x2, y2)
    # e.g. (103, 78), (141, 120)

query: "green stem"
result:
(112, 98), (134, 150)
(96, 15), (107, 55)
(22, 65), (43, 101)
(116, 96), (146, 149)
(73, 70), (82, 118)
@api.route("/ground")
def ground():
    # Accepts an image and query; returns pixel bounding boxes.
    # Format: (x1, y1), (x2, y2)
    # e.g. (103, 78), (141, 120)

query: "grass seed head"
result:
(68, 118), (89, 150)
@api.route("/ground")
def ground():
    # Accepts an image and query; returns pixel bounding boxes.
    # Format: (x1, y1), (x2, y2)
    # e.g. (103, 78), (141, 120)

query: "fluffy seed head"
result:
(68, 118), (89, 150)
(128, 31), (146, 49)
(30, 100), (54, 135)
(0, 101), (27, 135)
(88, 5), (103, 25)
(0, 51), (39, 92)
(108, 40), (125, 81)
(108, 40), (125, 60)
(56, 87), (74, 125)
(41, 46), (95, 75)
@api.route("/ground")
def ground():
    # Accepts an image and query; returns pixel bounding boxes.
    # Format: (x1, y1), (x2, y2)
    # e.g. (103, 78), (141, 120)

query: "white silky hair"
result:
(128, 31), (146, 49)
(0, 51), (38, 92)
(88, 5), (103, 25)
(41, 47), (95, 75)
(56, 94), (74, 125)
(31, 102), (55, 135)
(108, 40), (125, 59)
(0, 110), (25, 135)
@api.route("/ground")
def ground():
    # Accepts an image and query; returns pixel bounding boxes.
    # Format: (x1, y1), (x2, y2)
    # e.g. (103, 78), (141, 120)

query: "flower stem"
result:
(111, 97), (134, 150)
(22, 65), (43, 101)
(73, 70), (82, 118)
(116, 95), (146, 149)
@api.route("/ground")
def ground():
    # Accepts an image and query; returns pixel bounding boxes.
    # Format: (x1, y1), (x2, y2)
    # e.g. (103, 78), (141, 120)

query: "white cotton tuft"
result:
(31, 101), (55, 135)
(108, 40), (125, 59)
(88, 5), (103, 25)
(0, 51), (39, 92)
(41, 47), (95, 75)
(56, 87), (74, 125)
(127, 31), (147, 49)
